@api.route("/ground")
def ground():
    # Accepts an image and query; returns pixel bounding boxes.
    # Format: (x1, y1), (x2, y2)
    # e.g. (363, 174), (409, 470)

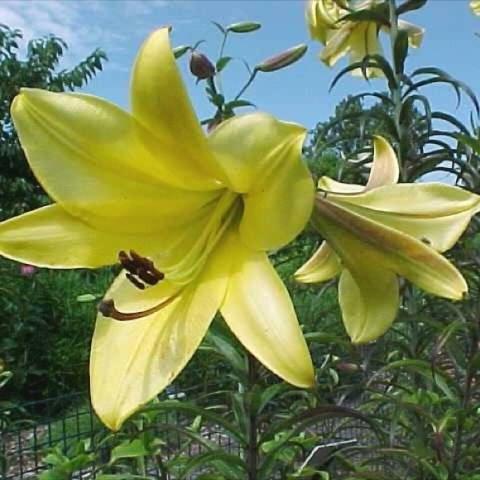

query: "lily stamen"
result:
(98, 292), (181, 321)
(119, 250), (164, 289)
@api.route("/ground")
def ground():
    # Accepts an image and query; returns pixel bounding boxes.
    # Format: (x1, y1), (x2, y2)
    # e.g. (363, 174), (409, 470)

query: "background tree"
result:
(0, 24), (109, 405)
(0, 24), (107, 219)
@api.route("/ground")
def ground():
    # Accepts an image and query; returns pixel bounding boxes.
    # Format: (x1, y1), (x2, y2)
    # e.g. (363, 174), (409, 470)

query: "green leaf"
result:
(96, 475), (152, 480)
(211, 93), (225, 108)
(178, 451), (246, 480)
(254, 383), (287, 415)
(211, 21), (226, 34)
(76, 293), (98, 303)
(397, 0), (428, 15)
(206, 330), (246, 375)
(216, 56), (232, 72)
(339, 7), (389, 25)
(143, 400), (246, 444)
(224, 99), (255, 110)
(393, 29), (409, 75)
(226, 22), (261, 33)
(456, 133), (480, 153)
(367, 359), (457, 401)
(110, 439), (149, 464)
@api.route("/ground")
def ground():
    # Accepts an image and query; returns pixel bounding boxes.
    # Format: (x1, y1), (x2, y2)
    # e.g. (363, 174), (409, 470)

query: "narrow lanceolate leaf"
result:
(397, 0), (428, 15)
(216, 56), (232, 72)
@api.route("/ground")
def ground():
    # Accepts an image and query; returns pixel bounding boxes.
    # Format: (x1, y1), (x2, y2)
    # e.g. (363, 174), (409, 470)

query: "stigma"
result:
(98, 293), (180, 321)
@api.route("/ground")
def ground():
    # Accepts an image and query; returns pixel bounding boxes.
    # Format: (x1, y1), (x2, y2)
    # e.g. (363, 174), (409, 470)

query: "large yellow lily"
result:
(296, 136), (480, 343)
(471, 0), (480, 15)
(305, 0), (424, 76)
(0, 28), (316, 430)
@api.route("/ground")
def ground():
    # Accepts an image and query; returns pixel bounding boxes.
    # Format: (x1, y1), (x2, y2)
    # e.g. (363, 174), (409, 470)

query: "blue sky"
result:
(1, 0), (478, 131)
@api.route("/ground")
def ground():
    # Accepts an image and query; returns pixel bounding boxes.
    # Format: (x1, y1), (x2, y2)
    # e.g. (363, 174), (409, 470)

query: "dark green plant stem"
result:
(387, 0), (406, 181)
(449, 322), (479, 479)
(154, 454), (169, 480)
(216, 31), (229, 94)
(234, 69), (257, 101)
(246, 353), (259, 480)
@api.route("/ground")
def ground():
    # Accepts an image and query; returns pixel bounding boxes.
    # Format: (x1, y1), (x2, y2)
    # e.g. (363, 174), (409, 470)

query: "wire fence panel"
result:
(1, 390), (391, 480)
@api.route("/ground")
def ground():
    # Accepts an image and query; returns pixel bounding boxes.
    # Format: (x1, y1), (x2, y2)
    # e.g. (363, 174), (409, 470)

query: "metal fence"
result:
(0, 390), (384, 480)
(1, 393), (95, 479)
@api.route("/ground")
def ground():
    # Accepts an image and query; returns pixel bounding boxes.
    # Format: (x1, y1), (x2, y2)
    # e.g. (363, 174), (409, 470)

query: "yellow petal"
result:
(398, 20), (424, 48)
(0, 205), (133, 267)
(365, 136), (399, 189)
(329, 183), (480, 252)
(294, 242), (341, 283)
(320, 23), (353, 67)
(238, 128), (314, 250)
(11, 89), (221, 233)
(90, 232), (232, 431)
(349, 22), (383, 78)
(208, 112), (306, 193)
(220, 235), (315, 388)
(318, 176), (364, 193)
(318, 136), (398, 193)
(472, 0), (480, 15)
(131, 28), (224, 186)
(339, 267), (399, 344)
(314, 196), (468, 300)
(306, 0), (342, 44)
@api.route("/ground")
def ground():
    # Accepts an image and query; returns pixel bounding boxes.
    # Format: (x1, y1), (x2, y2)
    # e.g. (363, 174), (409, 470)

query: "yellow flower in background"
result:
(296, 136), (480, 344)
(0, 28), (316, 430)
(471, 0), (480, 15)
(305, 0), (424, 76)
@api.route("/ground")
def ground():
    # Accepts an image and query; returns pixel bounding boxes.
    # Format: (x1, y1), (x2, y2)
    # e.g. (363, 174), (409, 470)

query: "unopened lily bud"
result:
(226, 21), (261, 33)
(173, 45), (190, 59)
(255, 44), (308, 73)
(335, 362), (360, 374)
(189, 51), (215, 79)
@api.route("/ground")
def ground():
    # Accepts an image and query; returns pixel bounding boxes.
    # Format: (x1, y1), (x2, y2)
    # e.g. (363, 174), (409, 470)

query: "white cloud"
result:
(0, 0), (170, 67)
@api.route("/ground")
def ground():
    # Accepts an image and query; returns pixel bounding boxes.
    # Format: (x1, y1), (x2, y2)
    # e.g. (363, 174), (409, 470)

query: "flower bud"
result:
(226, 21), (261, 33)
(189, 51), (215, 80)
(335, 362), (360, 374)
(255, 44), (308, 73)
(173, 45), (190, 59)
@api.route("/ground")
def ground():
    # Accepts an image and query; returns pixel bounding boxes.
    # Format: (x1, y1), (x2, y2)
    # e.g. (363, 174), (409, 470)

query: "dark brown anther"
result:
(126, 273), (146, 290)
(117, 250), (164, 290)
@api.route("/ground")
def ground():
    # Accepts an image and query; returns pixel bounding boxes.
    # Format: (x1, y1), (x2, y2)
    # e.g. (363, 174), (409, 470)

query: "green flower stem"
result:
(234, 69), (258, 101)
(387, 0), (406, 181)
(246, 353), (259, 480)
(216, 31), (229, 95)
(449, 324), (479, 479)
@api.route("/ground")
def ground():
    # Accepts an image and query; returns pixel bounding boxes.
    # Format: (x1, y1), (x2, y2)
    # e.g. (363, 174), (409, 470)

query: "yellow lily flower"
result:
(305, 0), (424, 76)
(471, 0), (480, 15)
(0, 28), (316, 430)
(296, 136), (480, 344)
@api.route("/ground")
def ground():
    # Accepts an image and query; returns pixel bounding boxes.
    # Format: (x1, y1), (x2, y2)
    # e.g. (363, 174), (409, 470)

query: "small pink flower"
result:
(20, 264), (36, 277)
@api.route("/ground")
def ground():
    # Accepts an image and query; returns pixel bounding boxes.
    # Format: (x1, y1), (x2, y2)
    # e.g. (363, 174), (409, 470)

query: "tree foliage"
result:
(0, 24), (107, 219)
